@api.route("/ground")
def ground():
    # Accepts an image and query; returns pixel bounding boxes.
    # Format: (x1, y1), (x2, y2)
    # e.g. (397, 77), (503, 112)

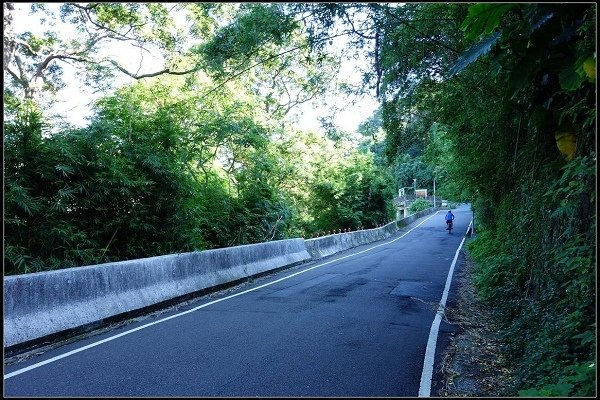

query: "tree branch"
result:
(5, 65), (26, 87)
(198, 29), (357, 101)
(106, 59), (200, 79)
(73, 34), (112, 55)
(342, 9), (376, 40)
(13, 54), (26, 80)
(72, 3), (139, 42)
(15, 39), (40, 57)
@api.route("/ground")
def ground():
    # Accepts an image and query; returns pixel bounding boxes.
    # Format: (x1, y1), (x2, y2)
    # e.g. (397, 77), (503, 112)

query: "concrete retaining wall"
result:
(3, 239), (311, 349)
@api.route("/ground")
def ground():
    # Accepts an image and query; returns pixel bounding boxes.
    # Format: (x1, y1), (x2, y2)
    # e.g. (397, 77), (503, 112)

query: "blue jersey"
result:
(445, 212), (454, 221)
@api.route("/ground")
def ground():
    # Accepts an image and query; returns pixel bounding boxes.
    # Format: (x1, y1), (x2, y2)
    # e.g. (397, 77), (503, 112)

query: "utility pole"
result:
(433, 177), (436, 208)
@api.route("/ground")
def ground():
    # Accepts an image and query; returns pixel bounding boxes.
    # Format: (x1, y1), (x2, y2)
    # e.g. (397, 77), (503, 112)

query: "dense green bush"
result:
(408, 198), (431, 214)
(467, 157), (596, 396)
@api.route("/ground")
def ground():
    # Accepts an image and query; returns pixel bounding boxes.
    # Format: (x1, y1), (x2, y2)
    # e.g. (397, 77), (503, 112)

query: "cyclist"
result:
(445, 210), (455, 230)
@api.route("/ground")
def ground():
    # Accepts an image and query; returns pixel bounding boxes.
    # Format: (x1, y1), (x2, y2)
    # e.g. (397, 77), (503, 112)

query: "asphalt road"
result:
(3, 205), (472, 397)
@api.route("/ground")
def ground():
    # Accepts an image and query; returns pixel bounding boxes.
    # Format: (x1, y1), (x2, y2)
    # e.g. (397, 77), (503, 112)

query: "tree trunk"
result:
(3, 2), (16, 71)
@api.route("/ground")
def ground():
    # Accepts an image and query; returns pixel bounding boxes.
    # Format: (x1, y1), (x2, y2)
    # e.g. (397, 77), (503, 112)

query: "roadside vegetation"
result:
(408, 198), (431, 214)
(3, 3), (595, 396)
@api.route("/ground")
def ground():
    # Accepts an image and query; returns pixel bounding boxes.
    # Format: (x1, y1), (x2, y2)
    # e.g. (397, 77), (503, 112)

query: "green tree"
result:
(3, 2), (192, 102)
(308, 150), (395, 232)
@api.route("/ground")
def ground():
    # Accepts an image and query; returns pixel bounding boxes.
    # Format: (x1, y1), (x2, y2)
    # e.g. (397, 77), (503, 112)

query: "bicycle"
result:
(446, 220), (453, 234)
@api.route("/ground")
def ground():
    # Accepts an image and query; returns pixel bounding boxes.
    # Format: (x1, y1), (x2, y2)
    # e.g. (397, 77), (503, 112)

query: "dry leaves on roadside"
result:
(438, 254), (514, 397)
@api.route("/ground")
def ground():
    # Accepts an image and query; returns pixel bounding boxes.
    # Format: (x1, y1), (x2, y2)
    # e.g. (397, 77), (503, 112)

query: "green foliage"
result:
(306, 150), (395, 232)
(392, 154), (431, 190)
(184, 3), (237, 40)
(357, 108), (387, 166)
(518, 361), (596, 397)
(408, 198), (430, 214)
(459, 4), (516, 40)
(197, 3), (341, 121)
(199, 3), (299, 78)
(3, 89), (211, 273)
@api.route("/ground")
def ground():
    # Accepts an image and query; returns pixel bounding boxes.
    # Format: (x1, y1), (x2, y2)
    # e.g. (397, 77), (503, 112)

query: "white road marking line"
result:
(418, 219), (473, 397)
(5, 211), (443, 380)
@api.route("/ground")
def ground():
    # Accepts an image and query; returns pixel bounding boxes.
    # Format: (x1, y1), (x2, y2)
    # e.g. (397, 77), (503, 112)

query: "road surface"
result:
(4, 205), (472, 397)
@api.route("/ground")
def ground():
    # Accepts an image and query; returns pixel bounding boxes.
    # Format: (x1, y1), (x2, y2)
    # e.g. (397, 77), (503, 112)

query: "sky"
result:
(9, 3), (380, 134)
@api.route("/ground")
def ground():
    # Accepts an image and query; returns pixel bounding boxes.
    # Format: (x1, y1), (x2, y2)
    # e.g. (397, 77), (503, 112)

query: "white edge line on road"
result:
(418, 219), (473, 397)
(5, 211), (444, 380)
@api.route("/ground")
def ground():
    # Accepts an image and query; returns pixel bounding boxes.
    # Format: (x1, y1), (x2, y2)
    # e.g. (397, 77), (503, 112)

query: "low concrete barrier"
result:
(4, 239), (311, 351)
(397, 207), (441, 227)
(305, 221), (399, 260)
(305, 207), (440, 260)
